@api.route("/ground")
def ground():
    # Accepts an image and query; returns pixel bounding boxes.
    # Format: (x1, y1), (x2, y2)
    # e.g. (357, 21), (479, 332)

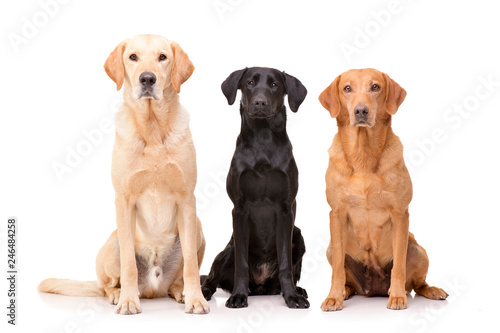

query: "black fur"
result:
(201, 67), (309, 309)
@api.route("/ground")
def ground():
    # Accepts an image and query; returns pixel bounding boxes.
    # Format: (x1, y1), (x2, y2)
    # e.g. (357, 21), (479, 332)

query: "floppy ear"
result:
(104, 40), (127, 91)
(383, 73), (406, 115)
(171, 41), (195, 93)
(282, 72), (307, 112)
(319, 75), (341, 118)
(221, 68), (247, 105)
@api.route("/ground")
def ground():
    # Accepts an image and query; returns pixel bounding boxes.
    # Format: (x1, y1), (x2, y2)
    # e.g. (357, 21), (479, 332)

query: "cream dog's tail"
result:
(38, 278), (104, 297)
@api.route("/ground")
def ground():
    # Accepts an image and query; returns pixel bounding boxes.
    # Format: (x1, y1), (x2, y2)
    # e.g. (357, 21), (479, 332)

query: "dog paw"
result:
(387, 295), (408, 310)
(172, 291), (185, 304)
(226, 294), (248, 308)
(295, 286), (308, 298)
(115, 298), (142, 315)
(201, 286), (214, 301)
(321, 297), (343, 311)
(106, 289), (121, 305)
(185, 297), (210, 314)
(284, 293), (310, 309)
(417, 286), (449, 300)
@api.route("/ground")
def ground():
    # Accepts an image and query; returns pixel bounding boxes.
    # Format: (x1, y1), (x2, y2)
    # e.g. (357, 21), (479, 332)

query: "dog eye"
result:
(247, 81), (255, 87)
(129, 54), (138, 61)
(271, 82), (279, 89)
(159, 54), (167, 61)
(344, 85), (351, 92)
(371, 84), (380, 91)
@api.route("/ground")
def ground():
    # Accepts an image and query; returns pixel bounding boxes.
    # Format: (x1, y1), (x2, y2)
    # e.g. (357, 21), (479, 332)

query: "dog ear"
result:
(221, 68), (247, 105)
(282, 72), (307, 112)
(383, 73), (406, 115)
(104, 39), (127, 91)
(319, 75), (341, 118)
(171, 41), (195, 94)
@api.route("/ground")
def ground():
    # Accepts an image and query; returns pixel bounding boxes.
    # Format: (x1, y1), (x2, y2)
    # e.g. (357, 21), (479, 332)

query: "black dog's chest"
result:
(239, 165), (288, 202)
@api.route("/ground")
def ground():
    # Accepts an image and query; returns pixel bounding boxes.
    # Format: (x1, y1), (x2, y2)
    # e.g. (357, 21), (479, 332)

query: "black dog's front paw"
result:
(284, 293), (310, 309)
(226, 294), (248, 308)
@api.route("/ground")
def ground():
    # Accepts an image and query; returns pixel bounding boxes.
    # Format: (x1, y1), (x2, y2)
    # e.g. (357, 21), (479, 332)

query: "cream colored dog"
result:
(39, 35), (209, 315)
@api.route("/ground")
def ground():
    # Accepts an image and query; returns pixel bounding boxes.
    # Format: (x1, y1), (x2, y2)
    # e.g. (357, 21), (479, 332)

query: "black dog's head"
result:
(221, 67), (307, 119)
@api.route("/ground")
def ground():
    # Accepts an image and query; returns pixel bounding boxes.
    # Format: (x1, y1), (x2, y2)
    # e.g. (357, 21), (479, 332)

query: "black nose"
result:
(253, 99), (267, 107)
(139, 72), (156, 86)
(354, 105), (369, 118)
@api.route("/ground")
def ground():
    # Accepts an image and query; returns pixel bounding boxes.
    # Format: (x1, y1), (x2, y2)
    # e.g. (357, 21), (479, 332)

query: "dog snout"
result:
(252, 97), (268, 108)
(354, 104), (369, 119)
(139, 72), (157, 87)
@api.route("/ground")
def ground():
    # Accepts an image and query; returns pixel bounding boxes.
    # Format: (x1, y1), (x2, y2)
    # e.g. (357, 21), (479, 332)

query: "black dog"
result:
(201, 67), (309, 309)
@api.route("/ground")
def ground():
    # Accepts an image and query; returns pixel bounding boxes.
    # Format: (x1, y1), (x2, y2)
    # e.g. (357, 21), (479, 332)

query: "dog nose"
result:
(253, 99), (267, 107)
(139, 72), (156, 86)
(354, 105), (369, 118)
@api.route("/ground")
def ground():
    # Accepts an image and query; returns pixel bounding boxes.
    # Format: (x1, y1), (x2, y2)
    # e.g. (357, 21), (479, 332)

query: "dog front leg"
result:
(276, 208), (309, 308)
(114, 195), (141, 315)
(387, 209), (410, 310)
(226, 207), (250, 308)
(321, 210), (347, 311)
(177, 194), (209, 314)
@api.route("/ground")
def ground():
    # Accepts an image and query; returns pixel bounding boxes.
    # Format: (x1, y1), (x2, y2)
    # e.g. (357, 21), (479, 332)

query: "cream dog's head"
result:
(104, 34), (194, 100)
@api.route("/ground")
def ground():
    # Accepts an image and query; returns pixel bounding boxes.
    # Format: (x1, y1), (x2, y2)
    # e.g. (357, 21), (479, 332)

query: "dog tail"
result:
(38, 278), (104, 297)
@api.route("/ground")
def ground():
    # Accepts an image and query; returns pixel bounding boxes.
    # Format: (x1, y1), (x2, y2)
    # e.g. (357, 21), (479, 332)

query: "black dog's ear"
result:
(283, 72), (307, 112)
(221, 68), (247, 105)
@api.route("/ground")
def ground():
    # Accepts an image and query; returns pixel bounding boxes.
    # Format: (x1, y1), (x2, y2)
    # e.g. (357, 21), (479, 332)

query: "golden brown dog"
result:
(318, 68), (448, 311)
(39, 35), (209, 315)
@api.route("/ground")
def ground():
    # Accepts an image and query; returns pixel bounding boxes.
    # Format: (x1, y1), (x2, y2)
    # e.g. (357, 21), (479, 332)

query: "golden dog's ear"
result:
(384, 73), (407, 115)
(104, 40), (127, 91)
(319, 75), (341, 118)
(171, 41), (195, 93)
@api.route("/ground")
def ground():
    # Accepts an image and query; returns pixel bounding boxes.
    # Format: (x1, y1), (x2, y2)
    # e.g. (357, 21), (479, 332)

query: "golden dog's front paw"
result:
(387, 295), (407, 310)
(185, 297), (210, 314)
(115, 298), (142, 315)
(321, 297), (344, 311)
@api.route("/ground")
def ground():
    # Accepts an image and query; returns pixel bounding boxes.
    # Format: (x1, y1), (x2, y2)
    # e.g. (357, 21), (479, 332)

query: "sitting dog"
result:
(39, 35), (209, 315)
(201, 67), (309, 309)
(318, 68), (448, 311)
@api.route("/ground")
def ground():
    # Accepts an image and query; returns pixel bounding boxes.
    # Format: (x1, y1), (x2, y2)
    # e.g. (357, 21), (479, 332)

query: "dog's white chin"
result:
(354, 121), (373, 128)
(135, 93), (161, 101)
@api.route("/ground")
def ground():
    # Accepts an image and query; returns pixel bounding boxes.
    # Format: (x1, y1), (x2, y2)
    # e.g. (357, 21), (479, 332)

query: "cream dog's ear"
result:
(104, 39), (128, 91)
(170, 41), (195, 93)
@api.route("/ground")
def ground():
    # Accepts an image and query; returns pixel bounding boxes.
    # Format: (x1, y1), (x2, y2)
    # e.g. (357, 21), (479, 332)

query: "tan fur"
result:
(319, 68), (448, 311)
(39, 35), (208, 315)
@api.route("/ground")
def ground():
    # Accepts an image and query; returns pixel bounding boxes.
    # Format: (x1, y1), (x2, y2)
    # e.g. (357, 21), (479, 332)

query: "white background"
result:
(1, 0), (499, 332)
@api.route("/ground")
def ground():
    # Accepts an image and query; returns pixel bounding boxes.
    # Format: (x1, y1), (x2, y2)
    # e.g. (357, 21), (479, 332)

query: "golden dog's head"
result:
(104, 35), (194, 100)
(319, 68), (406, 127)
